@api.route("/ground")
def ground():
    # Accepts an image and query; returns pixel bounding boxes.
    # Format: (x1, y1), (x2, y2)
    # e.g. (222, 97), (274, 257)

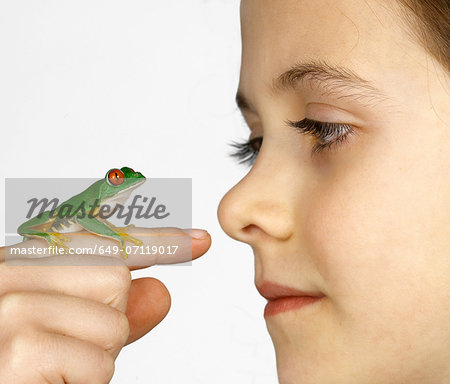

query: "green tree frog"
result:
(17, 166), (146, 259)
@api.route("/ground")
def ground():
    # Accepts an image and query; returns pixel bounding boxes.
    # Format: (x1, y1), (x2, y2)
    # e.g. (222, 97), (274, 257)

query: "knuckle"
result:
(107, 265), (132, 293)
(115, 311), (130, 345)
(107, 311), (130, 350)
(0, 292), (27, 324)
(0, 331), (43, 384)
(8, 330), (37, 371)
(99, 350), (115, 383)
(87, 347), (115, 384)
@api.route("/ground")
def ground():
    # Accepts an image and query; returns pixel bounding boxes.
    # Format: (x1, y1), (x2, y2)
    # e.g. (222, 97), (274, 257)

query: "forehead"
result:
(238, 0), (415, 96)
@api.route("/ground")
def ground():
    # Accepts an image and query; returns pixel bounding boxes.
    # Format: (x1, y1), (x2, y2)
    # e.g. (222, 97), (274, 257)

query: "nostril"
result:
(242, 224), (259, 235)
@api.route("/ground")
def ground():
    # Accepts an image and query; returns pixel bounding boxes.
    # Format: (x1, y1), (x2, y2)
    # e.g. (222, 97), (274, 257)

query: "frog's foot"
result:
(48, 232), (72, 250)
(116, 231), (143, 246)
(112, 224), (135, 233)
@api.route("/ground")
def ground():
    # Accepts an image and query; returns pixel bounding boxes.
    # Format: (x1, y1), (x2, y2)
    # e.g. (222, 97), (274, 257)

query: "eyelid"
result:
(285, 117), (359, 158)
(285, 117), (355, 140)
(305, 102), (364, 127)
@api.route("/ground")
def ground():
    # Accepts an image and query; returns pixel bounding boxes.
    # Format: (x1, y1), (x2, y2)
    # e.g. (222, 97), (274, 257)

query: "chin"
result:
(274, 352), (315, 384)
(268, 331), (313, 383)
(267, 325), (334, 384)
(274, 354), (339, 384)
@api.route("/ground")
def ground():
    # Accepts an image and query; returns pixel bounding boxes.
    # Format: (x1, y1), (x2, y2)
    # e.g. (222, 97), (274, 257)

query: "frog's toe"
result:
(127, 235), (142, 246)
(54, 233), (71, 242)
(48, 232), (71, 250)
(51, 239), (70, 250)
(130, 237), (143, 246)
(120, 245), (129, 260)
(115, 224), (135, 233)
(117, 232), (142, 246)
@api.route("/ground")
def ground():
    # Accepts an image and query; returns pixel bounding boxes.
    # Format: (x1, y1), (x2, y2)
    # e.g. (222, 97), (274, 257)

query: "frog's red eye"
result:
(128, 168), (135, 173)
(108, 169), (125, 186)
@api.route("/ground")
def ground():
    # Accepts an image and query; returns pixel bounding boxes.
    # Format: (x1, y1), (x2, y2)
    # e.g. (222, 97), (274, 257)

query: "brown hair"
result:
(395, 0), (450, 73)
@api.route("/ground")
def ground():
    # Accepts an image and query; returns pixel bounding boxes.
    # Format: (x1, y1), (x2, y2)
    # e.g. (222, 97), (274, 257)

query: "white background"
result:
(0, 1), (278, 383)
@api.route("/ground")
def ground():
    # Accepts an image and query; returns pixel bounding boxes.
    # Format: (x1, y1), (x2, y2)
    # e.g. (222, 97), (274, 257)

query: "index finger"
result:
(2, 227), (211, 269)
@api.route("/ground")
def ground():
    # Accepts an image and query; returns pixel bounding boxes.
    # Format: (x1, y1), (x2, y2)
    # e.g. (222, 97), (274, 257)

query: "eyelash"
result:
(228, 117), (356, 166)
(228, 136), (262, 166)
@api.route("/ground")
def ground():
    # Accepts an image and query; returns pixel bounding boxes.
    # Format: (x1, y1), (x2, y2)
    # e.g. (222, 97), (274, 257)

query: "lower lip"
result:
(264, 296), (323, 317)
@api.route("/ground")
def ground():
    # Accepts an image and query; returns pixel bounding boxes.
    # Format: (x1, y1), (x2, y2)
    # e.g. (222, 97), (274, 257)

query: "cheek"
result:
(303, 127), (450, 321)
(304, 168), (395, 301)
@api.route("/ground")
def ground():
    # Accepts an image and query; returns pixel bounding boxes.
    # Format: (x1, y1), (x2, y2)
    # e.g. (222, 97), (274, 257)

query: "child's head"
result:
(218, 0), (450, 382)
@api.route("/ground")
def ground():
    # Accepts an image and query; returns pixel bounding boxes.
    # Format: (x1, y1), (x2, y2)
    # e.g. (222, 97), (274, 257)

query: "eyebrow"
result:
(235, 59), (394, 114)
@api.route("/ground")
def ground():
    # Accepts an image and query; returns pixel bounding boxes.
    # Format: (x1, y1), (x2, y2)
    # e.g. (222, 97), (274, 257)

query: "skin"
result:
(0, 228), (211, 383)
(217, 1), (450, 383)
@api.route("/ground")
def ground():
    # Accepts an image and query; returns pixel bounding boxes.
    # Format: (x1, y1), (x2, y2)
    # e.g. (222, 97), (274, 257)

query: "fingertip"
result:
(192, 232), (212, 260)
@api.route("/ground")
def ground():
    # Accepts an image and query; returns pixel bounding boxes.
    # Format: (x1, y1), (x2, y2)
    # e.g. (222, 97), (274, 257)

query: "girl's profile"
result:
(219, 0), (449, 382)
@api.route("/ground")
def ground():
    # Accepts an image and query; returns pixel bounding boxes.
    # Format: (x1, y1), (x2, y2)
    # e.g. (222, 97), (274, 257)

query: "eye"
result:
(228, 118), (356, 167)
(285, 117), (357, 158)
(108, 169), (125, 185)
(128, 167), (135, 173)
(228, 136), (263, 166)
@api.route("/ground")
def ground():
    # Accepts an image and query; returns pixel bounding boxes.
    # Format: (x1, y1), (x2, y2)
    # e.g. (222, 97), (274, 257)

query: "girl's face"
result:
(217, 0), (450, 383)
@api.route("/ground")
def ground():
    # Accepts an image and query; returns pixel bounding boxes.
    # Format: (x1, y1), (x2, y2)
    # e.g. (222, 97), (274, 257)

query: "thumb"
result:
(125, 277), (171, 345)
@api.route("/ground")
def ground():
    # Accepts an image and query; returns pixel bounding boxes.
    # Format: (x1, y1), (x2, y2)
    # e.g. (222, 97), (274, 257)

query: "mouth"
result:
(256, 280), (325, 317)
(114, 178), (146, 195)
(101, 179), (146, 207)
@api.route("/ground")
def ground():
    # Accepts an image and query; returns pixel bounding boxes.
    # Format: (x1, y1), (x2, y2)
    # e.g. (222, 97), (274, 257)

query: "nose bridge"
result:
(218, 161), (296, 244)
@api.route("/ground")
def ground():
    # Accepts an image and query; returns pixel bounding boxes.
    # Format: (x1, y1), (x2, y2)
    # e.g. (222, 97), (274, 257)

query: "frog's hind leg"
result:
(18, 230), (71, 251)
(17, 213), (70, 247)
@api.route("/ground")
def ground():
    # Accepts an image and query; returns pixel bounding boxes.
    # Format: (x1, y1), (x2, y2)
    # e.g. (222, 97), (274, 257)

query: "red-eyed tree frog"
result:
(17, 167), (145, 259)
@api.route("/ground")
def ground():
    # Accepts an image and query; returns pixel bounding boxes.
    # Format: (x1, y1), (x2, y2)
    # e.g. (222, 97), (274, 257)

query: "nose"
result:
(217, 161), (295, 246)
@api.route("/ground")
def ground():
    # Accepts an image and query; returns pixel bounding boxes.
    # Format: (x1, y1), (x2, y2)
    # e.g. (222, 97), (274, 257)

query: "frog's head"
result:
(99, 167), (146, 205)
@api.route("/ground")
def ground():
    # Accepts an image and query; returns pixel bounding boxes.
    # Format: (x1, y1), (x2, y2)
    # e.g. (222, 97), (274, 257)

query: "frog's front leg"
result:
(76, 216), (141, 259)
(104, 220), (136, 233)
(102, 220), (141, 246)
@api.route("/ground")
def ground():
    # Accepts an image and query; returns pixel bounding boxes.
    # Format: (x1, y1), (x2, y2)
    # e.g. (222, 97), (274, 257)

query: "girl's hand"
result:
(0, 227), (210, 383)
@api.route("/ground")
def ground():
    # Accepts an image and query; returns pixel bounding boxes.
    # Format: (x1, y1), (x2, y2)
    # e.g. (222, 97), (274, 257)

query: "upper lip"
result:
(256, 280), (324, 301)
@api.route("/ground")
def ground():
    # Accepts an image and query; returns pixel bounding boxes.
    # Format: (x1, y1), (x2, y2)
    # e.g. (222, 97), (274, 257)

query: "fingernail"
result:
(182, 228), (209, 239)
